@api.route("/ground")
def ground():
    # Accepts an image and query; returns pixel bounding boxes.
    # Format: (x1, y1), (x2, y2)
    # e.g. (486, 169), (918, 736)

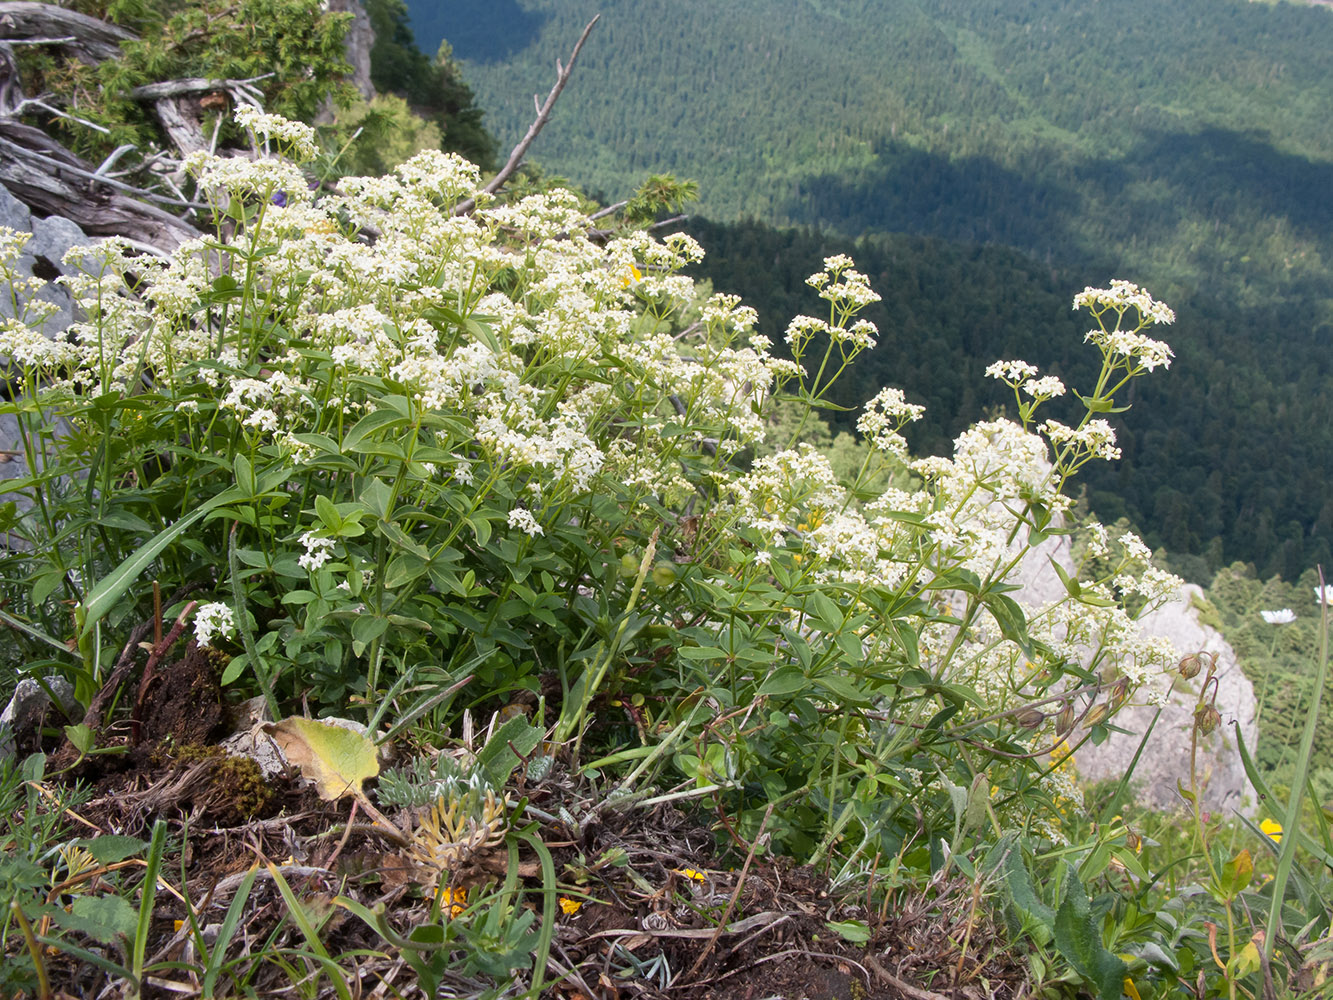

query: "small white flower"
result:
(298, 532), (336, 572)
(1315, 586), (1333, 607)
(194, 602), (235, 648)
(508, 508), (544, 537)
(1260, 609), (1296, 625)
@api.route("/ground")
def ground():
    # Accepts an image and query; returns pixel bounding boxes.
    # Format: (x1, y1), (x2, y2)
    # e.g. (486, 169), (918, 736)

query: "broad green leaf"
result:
(78, 836), (147, 865)
(263, 717), (379, 802)
(826, 919), (871, 943)
(1053, 869), (1126, 1000)
(342, 409), (409, 453)
(233, 454), (256, 496)
(315, 495), (341, 531)
(758, 667), (808, 697)
(476, 715), (544, 786)
(58, 894), (139, 945)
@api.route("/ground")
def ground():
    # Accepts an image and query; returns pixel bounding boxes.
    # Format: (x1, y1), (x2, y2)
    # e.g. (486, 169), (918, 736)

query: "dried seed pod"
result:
(1084, 703), (1110, 728)
(1055, 702), (1075, 737)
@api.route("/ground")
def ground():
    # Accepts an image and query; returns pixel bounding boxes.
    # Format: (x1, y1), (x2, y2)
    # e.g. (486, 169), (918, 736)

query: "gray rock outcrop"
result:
(1016, 532), (1258, 816)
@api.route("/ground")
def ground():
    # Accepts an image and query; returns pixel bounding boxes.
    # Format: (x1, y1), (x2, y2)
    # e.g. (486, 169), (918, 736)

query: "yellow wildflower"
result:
(674, 867), (707, 882)
(1260, 818), (1283, 844)
(559, 896), (583, 915)
(440, 885), (467, 918)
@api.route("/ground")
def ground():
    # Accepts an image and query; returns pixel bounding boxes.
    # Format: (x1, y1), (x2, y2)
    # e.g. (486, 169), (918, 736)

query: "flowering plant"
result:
(0, 108), (1182, 854)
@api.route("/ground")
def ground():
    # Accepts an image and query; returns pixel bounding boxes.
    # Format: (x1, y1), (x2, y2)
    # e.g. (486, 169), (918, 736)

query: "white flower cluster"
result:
(856, 387), (924, 456)
(298, 532), (336, 572)
(194, 602), (236, 648)
(507, 508), (544, 537)
(234, 103), (319, 160)
(805, 254), (882, 310)
(1073, 279), (1176, 326)
(1040, 418), (1121, 463)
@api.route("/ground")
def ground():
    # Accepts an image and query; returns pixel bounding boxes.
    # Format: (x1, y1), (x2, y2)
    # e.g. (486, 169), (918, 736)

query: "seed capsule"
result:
(1194, 704), (1222, 736)
(1084, 703), (1110, 728)
(1178, 655), (1201, 679)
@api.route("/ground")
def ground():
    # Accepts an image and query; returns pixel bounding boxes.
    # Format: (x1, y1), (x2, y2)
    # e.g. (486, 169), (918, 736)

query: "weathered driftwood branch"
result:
(452, 15), (600, 216)
(0, 120), (200, 247)
(0, 1), (134, 63)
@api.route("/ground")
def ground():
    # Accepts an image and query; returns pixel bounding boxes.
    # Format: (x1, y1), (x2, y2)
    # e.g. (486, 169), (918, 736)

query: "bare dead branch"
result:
(0, 2), (134, 63)
(0, 120), (201, 248)
(589, 198), (628, 221)
(452, 15), (600, 216)
(128, 74), (274, 102)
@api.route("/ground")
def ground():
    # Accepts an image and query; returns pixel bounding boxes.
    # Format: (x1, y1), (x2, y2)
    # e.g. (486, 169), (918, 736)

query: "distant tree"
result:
(364, 0), (497, 171)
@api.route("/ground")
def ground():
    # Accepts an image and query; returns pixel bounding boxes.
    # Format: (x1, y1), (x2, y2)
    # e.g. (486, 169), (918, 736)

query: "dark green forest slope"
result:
(408, 0), (1333, 579)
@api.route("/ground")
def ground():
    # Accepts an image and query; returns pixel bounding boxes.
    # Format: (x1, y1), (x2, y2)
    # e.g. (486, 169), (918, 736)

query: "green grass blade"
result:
(1263, 585), (1330, 955)
(266, 864), (353, 1000)
(520, 830), (557, 999)
(203, 864), (261, 996)
(79, 488), (243, 637)
(131, 819), (168, 995)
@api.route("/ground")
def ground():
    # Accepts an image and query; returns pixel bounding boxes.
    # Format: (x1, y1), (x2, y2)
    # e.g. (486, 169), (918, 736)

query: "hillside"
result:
(403, 0), (1333, 578)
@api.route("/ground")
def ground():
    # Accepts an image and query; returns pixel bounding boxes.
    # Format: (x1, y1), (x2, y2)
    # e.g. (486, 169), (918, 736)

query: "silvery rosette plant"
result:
(0, 108), (1183, 859)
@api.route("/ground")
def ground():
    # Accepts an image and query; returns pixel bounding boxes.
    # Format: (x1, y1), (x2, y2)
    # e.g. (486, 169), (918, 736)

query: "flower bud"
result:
(1055, 702), (1075, 737)
(1178, 654), (1201, 680)
(1015, 709), (1045, 729)
(1194, 704), (1221, 736)
(1125, 828), (1142, 853)
(1084, 703), (1110, 728)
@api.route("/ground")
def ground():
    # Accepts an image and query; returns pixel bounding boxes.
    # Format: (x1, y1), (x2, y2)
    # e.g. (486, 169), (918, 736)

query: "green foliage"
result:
(22, 0), (354, 162)
(365, 0), (498, 171)
(1203, 564), (1333, 795)
(326, 94), (444, 178)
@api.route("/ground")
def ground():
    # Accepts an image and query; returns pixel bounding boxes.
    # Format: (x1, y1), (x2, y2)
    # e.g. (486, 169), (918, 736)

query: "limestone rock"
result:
(0, 676), (77, 759)
(1016, 532), (1258, 816)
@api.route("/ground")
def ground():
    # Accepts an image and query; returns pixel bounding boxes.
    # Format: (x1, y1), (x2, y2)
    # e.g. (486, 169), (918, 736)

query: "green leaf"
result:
(80, 488), (244, 637)
(1053, 869), (1126, 1000)
(79, 836), (147, 865)
(342, 409), (409, 453)
(1051, 558), (1081, 598)
(475, 715), (544, 786)
(984, 593), (1033, 656)
(315, 495), (341, 531)
(61, 894), (138, 946)
(233, 454), (256, 496)
(826, 919), (872, 943)
(758, 667), (809, 696)
(993, 837), (1054, 927)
